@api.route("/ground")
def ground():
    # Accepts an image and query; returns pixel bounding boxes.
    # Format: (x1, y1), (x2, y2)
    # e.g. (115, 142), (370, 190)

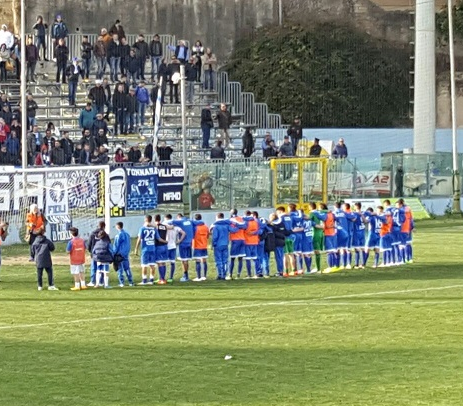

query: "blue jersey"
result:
(290, 211), (304, 234)
(173, 218), (195, 247)
(138, 226), (159, 252)
(368, 215), (382, 236)
(211, 219), (233, 247)
(302, 220), (314, 241)
(280, 214), (293, 234)
(392, 207), (405, 231)
(113, 229), (131, 258)
(334, 209), (350, 234)
(352, 212), (366, 233)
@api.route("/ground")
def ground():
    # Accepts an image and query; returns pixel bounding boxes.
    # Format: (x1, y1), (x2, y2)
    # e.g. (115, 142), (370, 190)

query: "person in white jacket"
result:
(0, 25), (14, 50)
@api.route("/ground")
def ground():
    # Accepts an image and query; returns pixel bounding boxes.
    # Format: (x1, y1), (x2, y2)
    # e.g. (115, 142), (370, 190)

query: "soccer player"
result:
(363, 208), (381, 268)
(173, 213), (195, 282)
(86, 220), (106, 287)
(92, 230), (114, 289)
(276, 206), (295, 277)
(308, 202), (324, 273)
(301, 214), (316, 274)
(288, 204), (304, 275)
(333, 202), (350, 269)
(383, 199), (399, 265)
(377, 205), (393, 267)
(113, 222), (134, 287)
(32, 228), (59, 291)
(255, 211), (268, 277)
(243, 210), (260, 279)
(210, 213), (230, 279)
(391, 200), (406, 265)
(228, 209), (245, 279)
(352, 202), (367, 269)
(192, 213), (209, 281)
(0, 220), (8, 281)
(269, 212), (286, 276)
(154, 214), (169, 285)
(134, 215), (159, 285)
(397, 198), (414, 263)
(163, 213), (185, 283)
(311, 203), (338, 273)
(342, 202), (354, 268)
(66, 227), (87, 291)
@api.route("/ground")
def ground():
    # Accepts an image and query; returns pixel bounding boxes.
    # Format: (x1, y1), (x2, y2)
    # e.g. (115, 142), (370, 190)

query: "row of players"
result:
(55, 199), (413, 290)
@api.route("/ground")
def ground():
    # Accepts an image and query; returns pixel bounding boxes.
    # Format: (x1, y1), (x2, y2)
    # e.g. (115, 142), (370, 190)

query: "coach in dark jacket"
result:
(31, 229), (56, 288)
(332, 138), (348, 159)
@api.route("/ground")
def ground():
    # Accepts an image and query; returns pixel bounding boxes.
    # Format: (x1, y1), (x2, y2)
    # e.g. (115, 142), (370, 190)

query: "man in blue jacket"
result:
(113, 222), (133, 287)
(210, 213), (236, 280)
(173, 214), (196, 282)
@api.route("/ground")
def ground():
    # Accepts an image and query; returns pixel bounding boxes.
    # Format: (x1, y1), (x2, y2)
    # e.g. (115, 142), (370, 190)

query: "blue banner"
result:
(126, 166), (159, 211)
(157, 165), (184, 204)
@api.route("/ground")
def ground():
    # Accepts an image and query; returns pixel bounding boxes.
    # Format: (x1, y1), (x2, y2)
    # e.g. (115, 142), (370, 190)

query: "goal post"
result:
(0, 165), (111, 245)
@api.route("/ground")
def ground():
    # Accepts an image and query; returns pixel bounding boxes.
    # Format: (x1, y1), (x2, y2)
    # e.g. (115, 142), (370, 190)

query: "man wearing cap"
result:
(88, 80), (106, 114)
(287, 116), (303, 154)
(66, 57), (84, 106)
(332, 138), (348, 159)
(309, 138), (322, 157)
(0, 25), (14, 50)
(51, 15), (68, 58)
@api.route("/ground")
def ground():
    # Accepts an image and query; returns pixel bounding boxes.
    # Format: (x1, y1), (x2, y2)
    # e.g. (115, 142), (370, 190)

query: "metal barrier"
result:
(228, 82), (242, 115)
(241, 92), (255, 125)
(217, 71), (229, 105)
(254, 103), (268, 128)
(268, 113), (281, 129)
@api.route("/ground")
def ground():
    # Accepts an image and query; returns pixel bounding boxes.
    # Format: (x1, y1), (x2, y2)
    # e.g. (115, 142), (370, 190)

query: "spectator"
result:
(126, 87), (139, 133)
(200, 103), (213, 149)
(216, 103), (232, 148)
(55, 38), (69, 84)
(332, 138), (348, 158)
(95, 145), (109, 164)
(125, 48), (139, 85)
(156, 141), (173, 165)
(66, 57), (84, 106)
(119, 38), (131, 77)
(128, 144), (142, 163)
(167, 56), (180, 104)
(25, 37), (39, 83)
(287, 116), (302, 154)
(26, 131), (36, 165)
(73, 143), (82, 164)
(309, 138), (322, 157)
(263, 140), (278, 159)
(395, 164), (404, 197)
(30, 124), (43, 152)
(88, 79), (106, 114)
(149, 34), (163, 82)
(60, 130), (74, 164)
(51, 15), (68, 58)
(80, 35), (92, 81)
(0, 44), (10, 82)
(0, 144), (13, 165)
(50, 140), (66, 166)
(0, 118), (10, 144)
(91, 112), (108, 137)
(118, 74), (129, 94)
(0, 93), (11, 110)
(210, 140), (225, 160)
(43, 128), (55, 150)
(79, 128), (96, 153)
(107, 34), (121, 83)
(144, 142), (153, 162)
(46, 122), (60, 138)
(32, 16), (48, 61)
(185, 57), (197, 104)
(241, 127), (255, 158)
(169, 40), (189, 64)
(261, 132), (272, 152)
(191, 40), (204, 82)
(114, 147), (127, 163)
(109, 20), (125, 40)
(6, 129), (20, 163)
(79, 143), (92, 164)
(135, 80), (150, 128)
(112, 83), (128, 135)
(279, 136), (294, 157)
(157, 58), (168, 103)
(79, 103), (96, 130)
(100, 28), (111, 47)
(9, 117), (20, 137)
(102, 78), (112, 118)
(93, 36), (106, 80)
(94, 128), (108, 149)
(26, 93), (38, 130)
(0, 25), (14, 50)
(13, 36), (21, 81)
(133, 34), (149, 81)
(0, 104), (12, 125)
(35, 144), (50, 166)
(203, 48), (217, 91)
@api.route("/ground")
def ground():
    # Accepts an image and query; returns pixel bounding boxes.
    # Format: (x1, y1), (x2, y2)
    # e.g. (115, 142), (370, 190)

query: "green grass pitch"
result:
(1, 218), (463, 406)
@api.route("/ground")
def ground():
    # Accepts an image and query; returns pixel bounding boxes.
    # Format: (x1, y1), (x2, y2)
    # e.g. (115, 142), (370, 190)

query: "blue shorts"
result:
(178, 245), (192, 261)
(379, 235), (392, 251)
(399, 232), (408, 246)
(352, 232), (365, 249)
(301, 238), (314, 255)
(324, 235), (337, 252)
(96, 263), (110, 273)
(406, 232), (412, 244)
(141, 250), (156, 266)
(193, 248), (208, 259)
(230, 240), (245, 258)
(293, 234), (303, 253)
(366, 233), (380, 249)
(336, 230), (349, 250)
(155, 245), (168, 263)
(391, 229), (401, 246)
(167, 248), (177, 263)
(244, 244), (258, 259)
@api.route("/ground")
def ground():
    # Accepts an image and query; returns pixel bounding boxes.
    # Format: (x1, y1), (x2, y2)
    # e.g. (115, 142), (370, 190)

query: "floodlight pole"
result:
(278, 0), (283, 26)
(180, 64), (190, 217)
(20, 0), (27, 169)
(448, 0), (461, 213)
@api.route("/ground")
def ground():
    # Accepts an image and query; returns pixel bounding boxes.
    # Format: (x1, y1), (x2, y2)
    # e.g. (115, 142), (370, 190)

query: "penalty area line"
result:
(1, 283), (463, 331)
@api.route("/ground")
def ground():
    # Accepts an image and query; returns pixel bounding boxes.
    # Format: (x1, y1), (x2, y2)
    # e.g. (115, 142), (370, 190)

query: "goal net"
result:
(0, 166), (110, 246)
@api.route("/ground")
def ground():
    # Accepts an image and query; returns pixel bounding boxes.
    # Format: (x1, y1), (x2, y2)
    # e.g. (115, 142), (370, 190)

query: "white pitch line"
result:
(287, 300), (460, 307)
(0, 283), (462, 331)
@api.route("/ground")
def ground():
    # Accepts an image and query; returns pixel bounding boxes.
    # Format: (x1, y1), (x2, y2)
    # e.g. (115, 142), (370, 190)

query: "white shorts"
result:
(70, 264), (85, 275)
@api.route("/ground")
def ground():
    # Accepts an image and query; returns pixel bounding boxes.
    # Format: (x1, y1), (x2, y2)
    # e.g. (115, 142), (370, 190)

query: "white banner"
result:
(45, 175), (69, 216)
